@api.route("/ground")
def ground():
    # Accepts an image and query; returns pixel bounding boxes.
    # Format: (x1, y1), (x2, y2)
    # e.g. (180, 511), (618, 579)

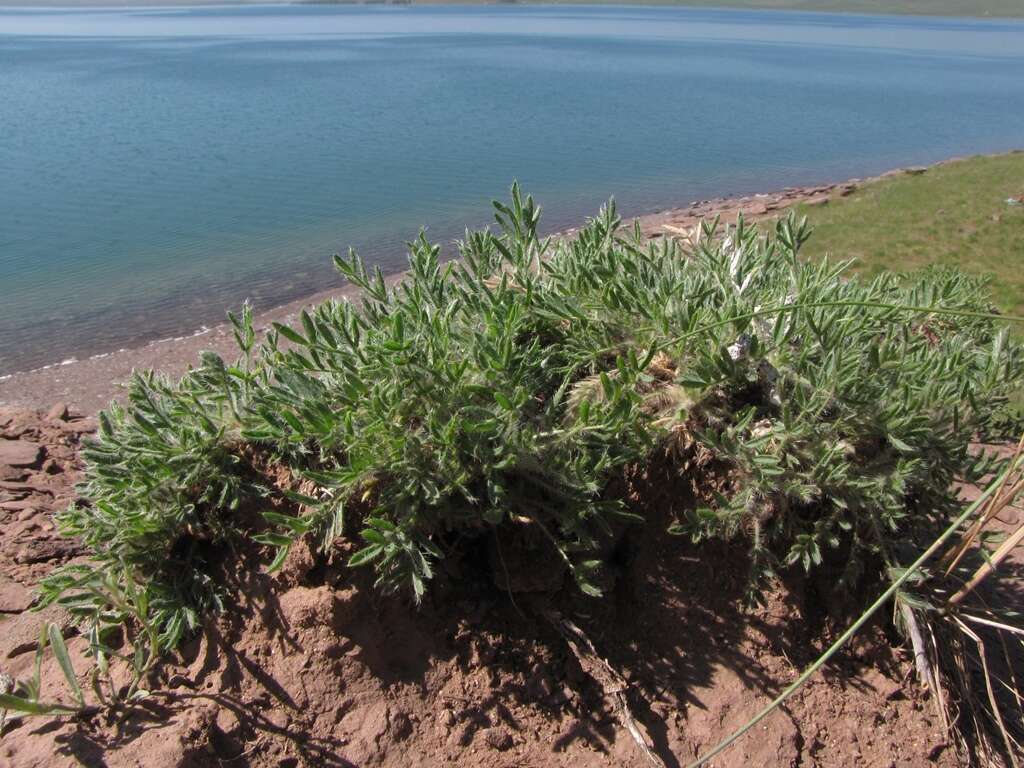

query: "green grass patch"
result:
(410, 0), (1024, 19)
(795, 153), (1024, 318)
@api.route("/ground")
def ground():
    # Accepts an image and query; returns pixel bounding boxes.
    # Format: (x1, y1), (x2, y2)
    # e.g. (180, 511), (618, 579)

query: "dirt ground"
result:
(0, 404), (965, 768)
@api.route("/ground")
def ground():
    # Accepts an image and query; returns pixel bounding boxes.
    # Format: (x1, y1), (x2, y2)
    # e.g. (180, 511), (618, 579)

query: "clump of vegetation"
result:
(36, 185), (1024, 693)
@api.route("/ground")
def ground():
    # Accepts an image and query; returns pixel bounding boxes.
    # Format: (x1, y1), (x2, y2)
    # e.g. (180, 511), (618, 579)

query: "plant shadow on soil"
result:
(13, 451), (979, 768)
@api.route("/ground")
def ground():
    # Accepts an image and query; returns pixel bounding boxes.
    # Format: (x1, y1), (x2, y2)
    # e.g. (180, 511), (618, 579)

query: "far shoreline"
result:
(0, 151), (1012, 415)
(1, 1), (1023, 20)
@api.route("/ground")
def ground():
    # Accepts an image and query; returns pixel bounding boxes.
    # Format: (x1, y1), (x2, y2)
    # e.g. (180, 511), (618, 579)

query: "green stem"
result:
(687, 453), (1022, 768)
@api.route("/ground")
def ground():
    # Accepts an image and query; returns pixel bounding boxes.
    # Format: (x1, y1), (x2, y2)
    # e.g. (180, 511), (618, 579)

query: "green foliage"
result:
(42, 185), (1024, 669)
(0, 623), (90, 725)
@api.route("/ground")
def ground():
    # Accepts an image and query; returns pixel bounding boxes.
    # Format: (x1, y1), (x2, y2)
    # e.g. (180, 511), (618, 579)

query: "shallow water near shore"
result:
(2, 5), (1023, 374)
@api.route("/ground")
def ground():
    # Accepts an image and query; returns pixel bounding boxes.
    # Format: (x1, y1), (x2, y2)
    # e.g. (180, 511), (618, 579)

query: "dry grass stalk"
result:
(950, 523), (1024, 606)
(952, 616), (1021, 768)
(925, 437), (1024, 767)
(941, 435), (1024, 578)
(901, 600), (938, 690)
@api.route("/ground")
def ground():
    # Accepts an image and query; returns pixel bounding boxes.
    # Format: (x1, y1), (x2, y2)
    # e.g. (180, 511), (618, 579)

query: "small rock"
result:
(0, 465), (26, 481)
(8, 518), (40, 537)
(1, 603), (76, 658)
(214, 707), (243, 737)
(0, 480), (49, 493)
(0, 577), (35, 613)
(0, 500), (39, 512)
(0, 440), (42, 469)
(265, 708), (290, 731)
(46, 403), (69, 422)
(864, 669), (904, 701)
(803, 195), (830, 207)
(14, 537), (81, 565)
(58, 418), (97, 435)
(483, 727), (513, 751)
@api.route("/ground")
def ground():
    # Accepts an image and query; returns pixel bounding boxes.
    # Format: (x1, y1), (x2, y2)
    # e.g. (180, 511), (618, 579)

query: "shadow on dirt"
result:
(18, 456), (989, 768)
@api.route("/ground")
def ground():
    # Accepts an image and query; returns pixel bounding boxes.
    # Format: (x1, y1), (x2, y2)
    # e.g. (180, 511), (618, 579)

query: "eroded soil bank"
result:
(1, 405), (957, 768)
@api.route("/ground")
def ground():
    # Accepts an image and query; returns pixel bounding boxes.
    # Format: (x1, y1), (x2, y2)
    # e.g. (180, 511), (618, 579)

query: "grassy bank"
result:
(408, 0), (1024, 19)
(8, 0), (1023, 17)
(795, 153), (1024, 317)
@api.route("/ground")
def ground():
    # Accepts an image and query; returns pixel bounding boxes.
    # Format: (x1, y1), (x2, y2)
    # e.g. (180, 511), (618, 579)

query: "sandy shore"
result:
(0, 163), (931, 414)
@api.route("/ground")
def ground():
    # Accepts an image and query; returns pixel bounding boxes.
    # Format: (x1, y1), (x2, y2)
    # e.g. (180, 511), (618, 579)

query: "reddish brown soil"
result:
(0, 406), (963, 768)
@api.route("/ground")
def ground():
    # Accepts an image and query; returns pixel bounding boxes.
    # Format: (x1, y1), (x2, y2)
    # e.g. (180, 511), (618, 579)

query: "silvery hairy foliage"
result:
(41, 184), (1023, 668)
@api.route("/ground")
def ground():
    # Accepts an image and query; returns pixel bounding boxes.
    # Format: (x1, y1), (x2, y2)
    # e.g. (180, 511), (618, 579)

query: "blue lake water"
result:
(1, 5), (1023, 374)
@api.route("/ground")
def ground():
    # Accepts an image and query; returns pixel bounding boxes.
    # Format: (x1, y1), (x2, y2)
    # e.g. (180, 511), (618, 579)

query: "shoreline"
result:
(0, 153), (984, 415)
(1, 2), (1022, 20)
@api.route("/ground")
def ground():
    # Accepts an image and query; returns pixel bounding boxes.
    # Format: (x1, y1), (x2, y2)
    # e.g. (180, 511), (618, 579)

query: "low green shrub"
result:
(40, 185), (1024, 680)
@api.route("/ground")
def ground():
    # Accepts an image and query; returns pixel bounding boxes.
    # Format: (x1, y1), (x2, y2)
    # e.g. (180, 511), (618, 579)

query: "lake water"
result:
(2, 5), (1023, 374)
